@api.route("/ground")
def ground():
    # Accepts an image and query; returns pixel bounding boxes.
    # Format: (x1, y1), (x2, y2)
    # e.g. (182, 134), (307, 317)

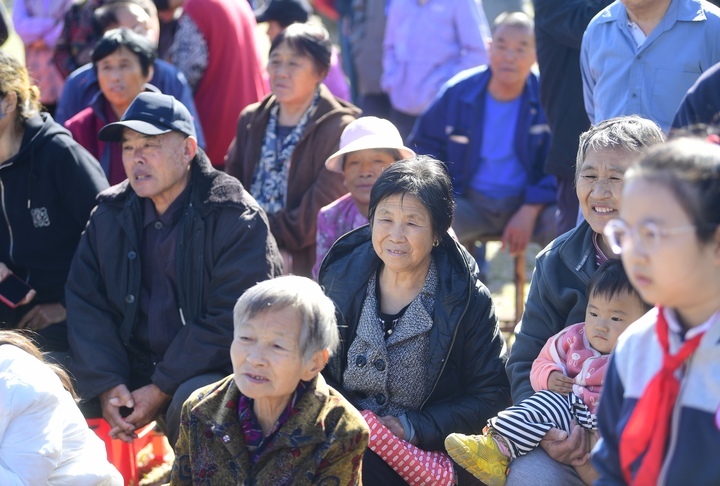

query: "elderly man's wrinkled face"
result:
(488, 24), (536, 88)
(121, 129), (195, 215)
(231, 307), (324, 410)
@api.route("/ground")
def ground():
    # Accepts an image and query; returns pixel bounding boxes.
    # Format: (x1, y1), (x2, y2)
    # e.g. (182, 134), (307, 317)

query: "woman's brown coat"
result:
(225, 84), (360, 277)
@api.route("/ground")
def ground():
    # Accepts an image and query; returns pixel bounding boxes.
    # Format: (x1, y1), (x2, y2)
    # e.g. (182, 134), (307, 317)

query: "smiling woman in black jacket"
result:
(0, 51), (108, 354)
(319, 156), (511, 485)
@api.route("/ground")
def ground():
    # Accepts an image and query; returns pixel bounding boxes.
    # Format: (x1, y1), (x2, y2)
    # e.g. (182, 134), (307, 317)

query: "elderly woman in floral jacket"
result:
(170, 276), (368, 485)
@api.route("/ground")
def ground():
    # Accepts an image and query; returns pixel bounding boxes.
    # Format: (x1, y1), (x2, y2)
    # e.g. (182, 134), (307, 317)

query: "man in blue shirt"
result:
(581, 0), (720, 133)
(54, 0), (206, 148)
(410, 12), (556, 261)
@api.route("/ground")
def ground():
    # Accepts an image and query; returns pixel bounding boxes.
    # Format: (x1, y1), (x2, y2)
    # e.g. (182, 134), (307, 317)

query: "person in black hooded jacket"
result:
(0, 51), (108, 354)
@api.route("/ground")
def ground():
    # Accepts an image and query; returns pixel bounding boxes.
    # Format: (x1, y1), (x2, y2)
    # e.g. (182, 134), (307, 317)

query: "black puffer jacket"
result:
(319, 226), (511, 451)
(0, 113), (107, 350)
(66, 150), (282, 399)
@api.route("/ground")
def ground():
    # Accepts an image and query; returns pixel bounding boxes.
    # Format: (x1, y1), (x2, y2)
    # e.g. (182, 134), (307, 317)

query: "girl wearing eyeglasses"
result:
(593, 138), (720, 485)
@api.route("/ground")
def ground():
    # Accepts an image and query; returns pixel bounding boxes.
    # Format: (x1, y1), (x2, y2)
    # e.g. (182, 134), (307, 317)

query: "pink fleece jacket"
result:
(529, 322), (609, 413)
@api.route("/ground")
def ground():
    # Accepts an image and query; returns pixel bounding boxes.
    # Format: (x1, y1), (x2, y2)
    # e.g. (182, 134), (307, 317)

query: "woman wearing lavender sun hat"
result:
(312, 116), (414, 278)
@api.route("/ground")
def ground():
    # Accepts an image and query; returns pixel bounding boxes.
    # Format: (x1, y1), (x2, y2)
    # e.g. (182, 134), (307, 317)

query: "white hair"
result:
(233, 276), (339, 361)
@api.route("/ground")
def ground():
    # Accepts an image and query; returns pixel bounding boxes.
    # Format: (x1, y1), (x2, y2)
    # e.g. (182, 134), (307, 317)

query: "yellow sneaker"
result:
(445, 432), (510, 486)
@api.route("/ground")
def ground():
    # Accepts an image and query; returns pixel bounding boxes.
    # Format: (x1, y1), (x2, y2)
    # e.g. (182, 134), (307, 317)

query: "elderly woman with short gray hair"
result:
(170, 276), (369, 485)
(505, 115), (665, 485)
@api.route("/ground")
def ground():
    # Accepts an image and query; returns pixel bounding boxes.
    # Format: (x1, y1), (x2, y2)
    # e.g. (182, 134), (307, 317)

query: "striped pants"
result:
(488, 390), (596, 459)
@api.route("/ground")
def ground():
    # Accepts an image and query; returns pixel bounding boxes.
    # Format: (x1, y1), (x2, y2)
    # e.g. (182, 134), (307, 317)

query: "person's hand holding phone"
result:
(0, 263), (35, 308)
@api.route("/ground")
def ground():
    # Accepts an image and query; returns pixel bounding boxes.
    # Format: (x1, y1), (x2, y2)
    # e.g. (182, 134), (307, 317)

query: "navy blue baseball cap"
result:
(98, 92), (197, 142)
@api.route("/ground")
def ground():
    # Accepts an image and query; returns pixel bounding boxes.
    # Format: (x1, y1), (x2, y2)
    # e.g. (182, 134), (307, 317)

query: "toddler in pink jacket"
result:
(444, 260), (650, 486)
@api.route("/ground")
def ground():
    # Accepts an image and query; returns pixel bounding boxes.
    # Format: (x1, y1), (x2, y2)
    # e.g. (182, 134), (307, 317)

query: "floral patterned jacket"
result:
(170, 374), (368, 485)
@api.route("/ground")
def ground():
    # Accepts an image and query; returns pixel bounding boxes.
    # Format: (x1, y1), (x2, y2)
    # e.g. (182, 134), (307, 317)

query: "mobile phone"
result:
(0, 274), (33, 308)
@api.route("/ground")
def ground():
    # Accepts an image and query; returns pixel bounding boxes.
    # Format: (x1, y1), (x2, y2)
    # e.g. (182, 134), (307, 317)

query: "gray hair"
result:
(575, 115), (665, 182)
(492, 11), (534, 35)
(233, 276), (339, 362)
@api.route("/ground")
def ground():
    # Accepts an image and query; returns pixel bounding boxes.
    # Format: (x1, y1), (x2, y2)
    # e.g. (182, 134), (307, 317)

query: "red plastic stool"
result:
(87, 418), (167, 486)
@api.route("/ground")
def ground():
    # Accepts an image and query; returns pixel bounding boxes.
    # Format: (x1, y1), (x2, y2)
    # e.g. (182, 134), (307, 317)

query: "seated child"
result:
(445, 260), (651, 486)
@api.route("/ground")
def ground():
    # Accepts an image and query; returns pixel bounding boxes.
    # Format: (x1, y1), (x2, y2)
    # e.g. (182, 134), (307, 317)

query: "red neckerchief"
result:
(619, 307), (705, 485)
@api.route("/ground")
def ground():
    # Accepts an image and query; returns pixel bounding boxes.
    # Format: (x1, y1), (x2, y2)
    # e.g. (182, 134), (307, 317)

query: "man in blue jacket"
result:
(409, 12), (556, 261)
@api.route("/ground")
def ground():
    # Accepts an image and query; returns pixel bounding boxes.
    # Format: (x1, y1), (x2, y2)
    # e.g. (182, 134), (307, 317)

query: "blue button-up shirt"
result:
(581, 0), (720, 132)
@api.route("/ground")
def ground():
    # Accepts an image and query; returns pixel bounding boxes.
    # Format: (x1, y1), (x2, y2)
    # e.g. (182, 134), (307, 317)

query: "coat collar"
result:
(595, 0), (706, 25)
(552, 220), (597, 284)
(96, 148), (253, 216)
(456, 65), (542, 109)
(191, 374), (336, 467)
(248, 84), (360, 134)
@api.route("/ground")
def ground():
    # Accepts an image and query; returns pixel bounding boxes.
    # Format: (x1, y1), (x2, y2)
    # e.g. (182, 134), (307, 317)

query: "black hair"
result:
(587, 260), (650, 312)
(626, 138), (720, 243)
(91, 28), (157, 77)
(368, 155), (455, 240)
(269, 23), (331, 78)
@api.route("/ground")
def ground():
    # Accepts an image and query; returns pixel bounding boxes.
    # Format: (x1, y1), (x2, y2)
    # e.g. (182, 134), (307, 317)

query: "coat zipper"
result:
(419, 245), (473, 410)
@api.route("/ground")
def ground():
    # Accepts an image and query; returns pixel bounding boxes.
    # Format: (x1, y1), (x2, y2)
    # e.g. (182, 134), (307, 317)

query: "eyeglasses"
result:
(603, 219), (698, 255)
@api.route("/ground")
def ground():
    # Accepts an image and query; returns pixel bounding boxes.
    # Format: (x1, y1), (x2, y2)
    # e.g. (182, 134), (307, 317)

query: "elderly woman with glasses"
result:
(171, 276), (369, 485)
(503, 115), (665, 486)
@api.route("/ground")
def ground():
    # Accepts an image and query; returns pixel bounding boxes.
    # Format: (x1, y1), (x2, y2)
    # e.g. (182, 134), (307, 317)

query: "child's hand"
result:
(548, 371), (574, 394)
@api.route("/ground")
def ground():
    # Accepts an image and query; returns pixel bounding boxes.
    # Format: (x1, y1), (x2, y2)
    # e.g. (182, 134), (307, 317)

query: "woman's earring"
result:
(433, 239), (439, 247)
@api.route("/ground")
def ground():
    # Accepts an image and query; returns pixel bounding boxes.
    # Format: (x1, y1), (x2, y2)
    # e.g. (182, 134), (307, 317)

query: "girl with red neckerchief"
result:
(593, 138), (720, 486)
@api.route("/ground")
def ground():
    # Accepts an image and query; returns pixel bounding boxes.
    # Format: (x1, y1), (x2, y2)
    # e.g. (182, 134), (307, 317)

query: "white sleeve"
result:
(0, 373), (61, 485)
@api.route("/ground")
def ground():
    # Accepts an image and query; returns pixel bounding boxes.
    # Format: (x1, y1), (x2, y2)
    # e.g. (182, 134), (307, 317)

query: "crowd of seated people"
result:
(1, 0), (720, 484)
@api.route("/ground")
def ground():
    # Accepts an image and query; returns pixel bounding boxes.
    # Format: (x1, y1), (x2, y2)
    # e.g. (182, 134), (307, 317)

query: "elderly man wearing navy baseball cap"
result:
(65, 92), (282, 447)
